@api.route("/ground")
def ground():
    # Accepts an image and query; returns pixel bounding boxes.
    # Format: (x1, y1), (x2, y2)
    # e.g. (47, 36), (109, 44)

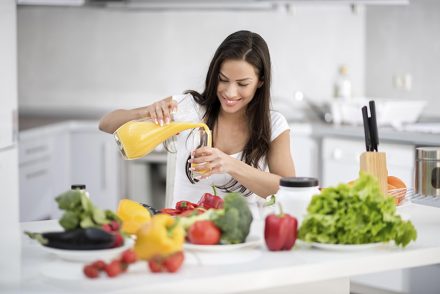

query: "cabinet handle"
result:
(25, 145), (48, 155)
(19, 155), (51, 168)
(26, 169), (48, 179)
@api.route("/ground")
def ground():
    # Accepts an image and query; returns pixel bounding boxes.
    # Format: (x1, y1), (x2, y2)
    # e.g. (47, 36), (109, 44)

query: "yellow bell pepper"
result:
(134, 214), (185, 260)
(116, 199), (151, 235)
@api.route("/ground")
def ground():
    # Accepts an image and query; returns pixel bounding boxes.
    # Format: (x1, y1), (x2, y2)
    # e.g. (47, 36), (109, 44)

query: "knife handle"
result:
(362, 106), (371, 152)
(369, 100), (379, 151)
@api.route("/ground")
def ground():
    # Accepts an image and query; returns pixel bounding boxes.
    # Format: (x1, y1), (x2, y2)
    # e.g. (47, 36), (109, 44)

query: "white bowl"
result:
(40, 238), (134, 263)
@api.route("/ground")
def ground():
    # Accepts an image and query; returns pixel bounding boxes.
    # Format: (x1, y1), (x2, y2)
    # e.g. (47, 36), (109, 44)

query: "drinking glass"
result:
(189, 126), (211, 180)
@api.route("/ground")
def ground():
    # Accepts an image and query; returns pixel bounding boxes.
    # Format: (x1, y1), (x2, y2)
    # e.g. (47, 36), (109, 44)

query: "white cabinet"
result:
(70, 127), (121, 211)
(19, 128), (70, 221)
(290, 124), (319, 179)
(19, 122), (122, 221)
(0, 0), (20, 283)
(322, 137), (415, 187)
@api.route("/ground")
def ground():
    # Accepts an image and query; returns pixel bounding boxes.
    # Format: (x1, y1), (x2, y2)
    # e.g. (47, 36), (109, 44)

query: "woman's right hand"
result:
(144, 97), (178, 126)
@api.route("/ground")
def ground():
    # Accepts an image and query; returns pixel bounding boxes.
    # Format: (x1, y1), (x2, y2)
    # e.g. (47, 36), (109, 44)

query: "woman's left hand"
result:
(189, 147), (232, 179)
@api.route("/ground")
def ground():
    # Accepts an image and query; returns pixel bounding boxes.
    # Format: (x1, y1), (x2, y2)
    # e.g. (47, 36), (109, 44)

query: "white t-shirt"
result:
(171, 94), (290, 211)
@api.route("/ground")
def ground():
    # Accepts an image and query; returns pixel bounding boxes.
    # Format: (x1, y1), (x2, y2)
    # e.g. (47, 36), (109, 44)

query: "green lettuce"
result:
(298, 173), (417, 247)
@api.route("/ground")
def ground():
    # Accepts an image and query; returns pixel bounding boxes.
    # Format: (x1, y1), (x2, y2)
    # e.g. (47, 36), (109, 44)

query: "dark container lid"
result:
(280, 177), (319, 188)
(71, 184), (86, 190)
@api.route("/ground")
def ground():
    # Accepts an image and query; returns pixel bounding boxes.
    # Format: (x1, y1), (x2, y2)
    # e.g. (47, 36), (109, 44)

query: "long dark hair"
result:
(185, 30), (272, 196)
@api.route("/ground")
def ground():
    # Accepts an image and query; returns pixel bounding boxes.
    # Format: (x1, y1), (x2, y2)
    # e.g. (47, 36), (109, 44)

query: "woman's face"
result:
(216, 59), (261, 115)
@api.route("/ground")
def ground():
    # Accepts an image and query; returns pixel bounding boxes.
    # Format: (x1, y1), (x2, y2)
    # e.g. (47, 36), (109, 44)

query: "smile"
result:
(222, 96), (242, 106)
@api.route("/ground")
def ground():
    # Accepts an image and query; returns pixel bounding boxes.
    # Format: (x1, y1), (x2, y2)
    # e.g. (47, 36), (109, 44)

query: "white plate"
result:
(184, 235), (262, 252)
(40, 238), (134, 262)
(309, 242), (386, 251)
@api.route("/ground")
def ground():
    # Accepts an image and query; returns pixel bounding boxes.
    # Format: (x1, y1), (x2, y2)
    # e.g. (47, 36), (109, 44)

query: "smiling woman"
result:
(99, 30), (295, 212)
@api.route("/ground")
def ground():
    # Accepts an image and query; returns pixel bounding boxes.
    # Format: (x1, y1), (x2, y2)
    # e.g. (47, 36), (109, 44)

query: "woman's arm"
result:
(190, 130), (295, 198)
(98, 96), (175, 134)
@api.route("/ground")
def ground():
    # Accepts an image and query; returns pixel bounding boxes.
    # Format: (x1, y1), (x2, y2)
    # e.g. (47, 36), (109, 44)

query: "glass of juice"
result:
(190, 127), (211, 180)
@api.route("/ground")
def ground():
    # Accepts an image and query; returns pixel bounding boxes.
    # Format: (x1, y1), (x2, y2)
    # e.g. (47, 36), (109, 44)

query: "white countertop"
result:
(15, 203), (440, 294)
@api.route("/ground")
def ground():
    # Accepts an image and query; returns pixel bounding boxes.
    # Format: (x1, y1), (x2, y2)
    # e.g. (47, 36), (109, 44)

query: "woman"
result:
(99, 30), (295, 209)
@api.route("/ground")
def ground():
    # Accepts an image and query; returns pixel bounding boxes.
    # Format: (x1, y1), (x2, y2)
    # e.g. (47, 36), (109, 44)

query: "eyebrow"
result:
(219, 72), (252, 82)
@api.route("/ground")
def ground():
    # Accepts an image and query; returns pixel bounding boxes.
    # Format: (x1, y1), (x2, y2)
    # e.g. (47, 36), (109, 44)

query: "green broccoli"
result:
(176, 192), (253, 244)
(213, 192), (253, 244)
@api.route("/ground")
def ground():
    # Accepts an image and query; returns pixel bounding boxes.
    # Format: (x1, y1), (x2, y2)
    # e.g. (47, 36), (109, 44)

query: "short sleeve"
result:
(171, 93), (204, 122)
(270, 111), (289, 141)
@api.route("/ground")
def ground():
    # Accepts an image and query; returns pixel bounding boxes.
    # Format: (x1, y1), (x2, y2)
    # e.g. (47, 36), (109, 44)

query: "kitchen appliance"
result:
(415, 147), (440, 197)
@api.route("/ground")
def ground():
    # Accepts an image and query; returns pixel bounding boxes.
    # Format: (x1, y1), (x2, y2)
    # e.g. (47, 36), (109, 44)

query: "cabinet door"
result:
(291, 134), (319, 178)
(322, 137), (414, 187)
(70, 130), (121, 211)
(0, 0), (17, 149)
(0, 147), (20, 283)
(19, 129), (70, 221)
(49, 132), (71, 219)
(19, 136), (53, 221)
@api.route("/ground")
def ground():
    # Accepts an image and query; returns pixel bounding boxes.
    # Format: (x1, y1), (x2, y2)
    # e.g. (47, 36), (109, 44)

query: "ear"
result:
(257, 80), (264, 88)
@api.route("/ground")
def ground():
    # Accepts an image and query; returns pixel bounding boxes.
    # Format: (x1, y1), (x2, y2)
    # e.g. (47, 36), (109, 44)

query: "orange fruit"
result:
(387, 176), (407, 205)
(388, 183), (397, 190)
(387, 176), (406, 189)
(117, 199), (152, 235)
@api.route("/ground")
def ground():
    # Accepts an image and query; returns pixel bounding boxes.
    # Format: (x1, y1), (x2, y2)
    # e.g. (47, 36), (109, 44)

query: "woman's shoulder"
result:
(269, 110), (290, 141)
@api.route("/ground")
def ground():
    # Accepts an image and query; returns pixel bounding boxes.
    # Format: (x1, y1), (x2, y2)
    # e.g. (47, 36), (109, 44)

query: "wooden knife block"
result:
(360, 152), (388, 195)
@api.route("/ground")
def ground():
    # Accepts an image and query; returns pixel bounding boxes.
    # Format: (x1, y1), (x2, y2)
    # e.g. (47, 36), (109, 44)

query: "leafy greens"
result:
(298, 173), (417, 247)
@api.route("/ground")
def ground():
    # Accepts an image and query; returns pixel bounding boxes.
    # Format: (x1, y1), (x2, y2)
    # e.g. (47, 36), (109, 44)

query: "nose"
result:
(224, 83), (238, 99)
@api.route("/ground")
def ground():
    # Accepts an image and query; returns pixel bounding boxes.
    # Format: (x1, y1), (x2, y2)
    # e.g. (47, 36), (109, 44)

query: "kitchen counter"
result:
(290, 122), (440, 146)
(16, 203), (440, 294)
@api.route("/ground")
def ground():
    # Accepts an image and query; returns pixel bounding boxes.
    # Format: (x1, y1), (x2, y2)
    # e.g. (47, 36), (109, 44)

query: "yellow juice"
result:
(114, 120), (212, 160)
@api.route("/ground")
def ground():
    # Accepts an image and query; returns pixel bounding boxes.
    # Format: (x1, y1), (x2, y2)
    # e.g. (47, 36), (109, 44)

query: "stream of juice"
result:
(114, 120), (212, 160)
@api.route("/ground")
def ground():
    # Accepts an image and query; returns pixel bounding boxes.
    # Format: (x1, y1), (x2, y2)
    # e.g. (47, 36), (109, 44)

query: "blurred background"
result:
(3, 1), (440, 293)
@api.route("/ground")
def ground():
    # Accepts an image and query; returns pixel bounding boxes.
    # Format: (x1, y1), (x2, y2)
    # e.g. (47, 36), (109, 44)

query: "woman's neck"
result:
(218, 109), (246, 125)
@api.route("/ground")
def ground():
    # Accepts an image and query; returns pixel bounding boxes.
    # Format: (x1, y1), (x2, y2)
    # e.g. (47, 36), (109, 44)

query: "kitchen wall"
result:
(17, 5), (365, 118)
(366, 0), (440, 117)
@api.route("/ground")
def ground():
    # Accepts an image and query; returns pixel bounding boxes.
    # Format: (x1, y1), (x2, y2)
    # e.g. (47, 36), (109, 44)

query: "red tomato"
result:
(188, 220), (221, 245)
(147, 252), (185, 273)
(163, 251), (185, 273)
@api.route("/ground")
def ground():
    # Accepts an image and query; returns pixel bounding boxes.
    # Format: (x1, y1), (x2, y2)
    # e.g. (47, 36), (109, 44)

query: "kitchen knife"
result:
(362, 106), (372, 152)
(369, 100), (379, 151)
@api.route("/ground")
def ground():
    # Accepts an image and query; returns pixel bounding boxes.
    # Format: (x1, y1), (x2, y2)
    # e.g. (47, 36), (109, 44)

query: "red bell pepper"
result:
(264, 206), (298, 251)
(197, 186), (224, 209)
(177, 207), (206, 217)
(160, 208), (180, 216)
(175, 201), (198, 212)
